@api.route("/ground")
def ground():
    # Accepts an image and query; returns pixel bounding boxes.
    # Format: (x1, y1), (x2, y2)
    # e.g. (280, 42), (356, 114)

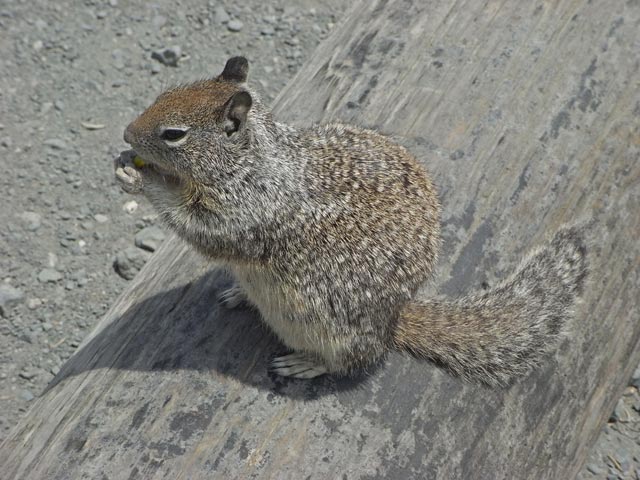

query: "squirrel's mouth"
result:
(128, 150), (182, 184)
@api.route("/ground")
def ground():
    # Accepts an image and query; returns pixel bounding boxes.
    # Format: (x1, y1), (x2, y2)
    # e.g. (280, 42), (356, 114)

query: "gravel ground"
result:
(0, 0), (637, 477)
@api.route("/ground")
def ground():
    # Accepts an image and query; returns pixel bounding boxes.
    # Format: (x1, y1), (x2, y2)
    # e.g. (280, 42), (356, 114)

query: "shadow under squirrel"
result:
(115, 56), (588, 387)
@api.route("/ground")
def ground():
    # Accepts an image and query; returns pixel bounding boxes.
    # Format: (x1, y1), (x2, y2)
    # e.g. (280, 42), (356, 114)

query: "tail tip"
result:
(550, 220), (591, 295)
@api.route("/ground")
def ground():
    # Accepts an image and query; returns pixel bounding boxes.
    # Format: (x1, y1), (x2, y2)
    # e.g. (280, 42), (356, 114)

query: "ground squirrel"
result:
(115, 56), (588, 386)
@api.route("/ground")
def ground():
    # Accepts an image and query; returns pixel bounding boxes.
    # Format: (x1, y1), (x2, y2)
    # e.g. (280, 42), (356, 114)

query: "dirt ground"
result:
(0, 1), (637, 478)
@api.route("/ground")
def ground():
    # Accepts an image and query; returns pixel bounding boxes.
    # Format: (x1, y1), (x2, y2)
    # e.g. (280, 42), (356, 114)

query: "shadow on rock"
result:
(47, 268), (379, 400)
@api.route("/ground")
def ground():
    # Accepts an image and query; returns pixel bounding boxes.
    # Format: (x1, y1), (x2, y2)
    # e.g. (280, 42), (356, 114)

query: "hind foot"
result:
(270, 352), (328, 379)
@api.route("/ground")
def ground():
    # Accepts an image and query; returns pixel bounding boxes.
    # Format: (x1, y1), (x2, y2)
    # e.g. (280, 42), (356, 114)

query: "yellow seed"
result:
(133, 155), (145, 168)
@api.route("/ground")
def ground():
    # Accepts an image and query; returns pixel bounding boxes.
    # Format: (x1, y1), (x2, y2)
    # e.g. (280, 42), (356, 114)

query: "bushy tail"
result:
(393, 224), (588, 387)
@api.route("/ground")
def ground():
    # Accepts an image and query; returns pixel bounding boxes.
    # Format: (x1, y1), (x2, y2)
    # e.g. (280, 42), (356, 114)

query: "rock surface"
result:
(0, 1), (636, 477)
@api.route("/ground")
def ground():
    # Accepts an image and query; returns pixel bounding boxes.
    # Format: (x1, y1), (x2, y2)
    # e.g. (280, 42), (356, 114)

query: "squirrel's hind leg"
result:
(270, 352), (328, 379)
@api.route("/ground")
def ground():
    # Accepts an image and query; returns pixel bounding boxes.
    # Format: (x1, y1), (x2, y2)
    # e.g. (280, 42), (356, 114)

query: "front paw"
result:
(115, 150), (144, 194)
(218, 284), (249, 309)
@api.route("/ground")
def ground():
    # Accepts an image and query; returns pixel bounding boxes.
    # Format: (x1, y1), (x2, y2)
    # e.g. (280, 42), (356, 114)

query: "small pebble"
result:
(114, 246), (151, 280)
(23, 333), (37, 345)
(19, 390), (34, 402)
(227, 19), (243, 32)
(0, 284), (24, 317)
(43, 138), (68, 150)
(40, 102), (54, 116)
(19, 370), (37, 380)
(27, 298), (42, 310)
(48, 252), (58, 268)
(213, 6), (230, 24)
(151, 46), (181, 67)
(152, 15), (167, 29)
(123, 200), (138, 214)
(20, 211), (42, 231)
(71, 269), (88, 282)
(94, 214), (109, 223)
(111, 48), (126, 70)
(586, 463), (603, 475)
(609, 398), (626, 422)
(37, 268), (63, 283)
(134, 225), (166, 252)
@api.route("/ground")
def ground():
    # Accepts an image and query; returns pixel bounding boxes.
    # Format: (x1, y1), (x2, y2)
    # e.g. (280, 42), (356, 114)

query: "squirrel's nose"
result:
(123, 124), (134, 145)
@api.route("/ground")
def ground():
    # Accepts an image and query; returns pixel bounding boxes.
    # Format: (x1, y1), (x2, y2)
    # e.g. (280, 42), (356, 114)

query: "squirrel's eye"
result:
(160, 128), (188, 142)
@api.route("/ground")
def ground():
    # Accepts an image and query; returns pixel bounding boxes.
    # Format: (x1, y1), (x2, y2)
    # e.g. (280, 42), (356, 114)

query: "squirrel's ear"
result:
(219, 56), (249, 83)
(223, 91), (252, 137)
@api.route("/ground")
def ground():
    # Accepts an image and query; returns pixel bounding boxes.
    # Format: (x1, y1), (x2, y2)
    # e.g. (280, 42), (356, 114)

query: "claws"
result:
(270, 352), (328, 379)
(123, 165), (138, 176)
(217, 285), (248, 309)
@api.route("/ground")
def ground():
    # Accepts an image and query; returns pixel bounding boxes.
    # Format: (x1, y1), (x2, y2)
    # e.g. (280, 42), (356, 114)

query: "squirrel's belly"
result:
(231, 266), (319, 352)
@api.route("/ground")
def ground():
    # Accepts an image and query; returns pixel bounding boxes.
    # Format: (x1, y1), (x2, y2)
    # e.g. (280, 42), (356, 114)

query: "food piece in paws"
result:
(133, 155), (145, 168)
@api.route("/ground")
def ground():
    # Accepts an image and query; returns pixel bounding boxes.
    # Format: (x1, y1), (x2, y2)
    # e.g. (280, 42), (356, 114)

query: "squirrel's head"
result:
(123, 56), (256, 183)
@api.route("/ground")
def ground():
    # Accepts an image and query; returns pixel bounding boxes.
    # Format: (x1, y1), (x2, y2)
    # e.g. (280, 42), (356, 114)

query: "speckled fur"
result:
(116, 57), (587, 386)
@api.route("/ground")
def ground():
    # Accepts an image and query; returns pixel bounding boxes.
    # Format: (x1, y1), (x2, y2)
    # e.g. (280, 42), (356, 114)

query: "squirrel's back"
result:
(301, 123), (441, 280)
(294, 122), (442, 304)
